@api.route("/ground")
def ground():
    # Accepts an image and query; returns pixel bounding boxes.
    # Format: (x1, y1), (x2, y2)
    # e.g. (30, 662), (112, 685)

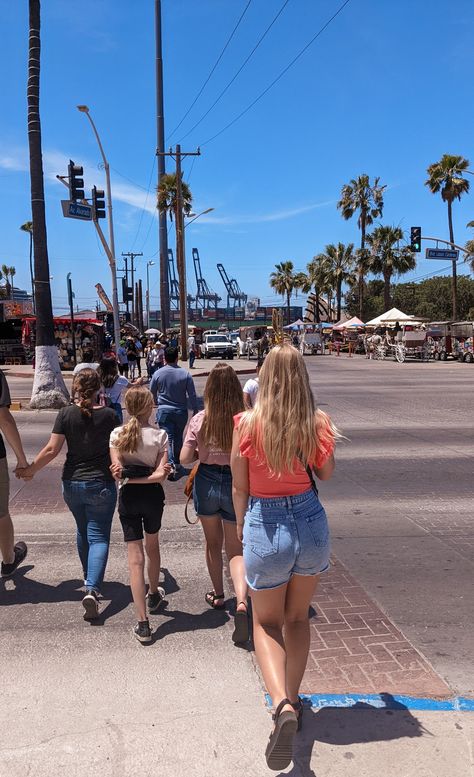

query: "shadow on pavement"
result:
(151, 603), (230, 642)
(276, 694), (431, 777)
(0, 565), (131, 622)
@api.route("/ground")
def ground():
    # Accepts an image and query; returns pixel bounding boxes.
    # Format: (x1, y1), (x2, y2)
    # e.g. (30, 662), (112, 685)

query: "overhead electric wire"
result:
(200, 0), (353, 147)
(167, 0), (253, 142)
(129, 156), (156, 251)
(177, 0), (291, 143)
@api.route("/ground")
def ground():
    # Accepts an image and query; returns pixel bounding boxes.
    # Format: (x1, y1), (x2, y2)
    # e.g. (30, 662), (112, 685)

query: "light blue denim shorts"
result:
(243, 489), (330, 591)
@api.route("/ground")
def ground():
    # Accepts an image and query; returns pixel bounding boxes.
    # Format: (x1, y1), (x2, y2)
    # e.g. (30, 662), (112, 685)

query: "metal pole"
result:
(146, 262), (153, 330)
(155, 0), (170, 334)
(80, 110), (121, 351)
(175, 145), (188, 361)
(124, 255), (129, 318)
(67, 273), (77, 366)
(131, 255), (135, 325)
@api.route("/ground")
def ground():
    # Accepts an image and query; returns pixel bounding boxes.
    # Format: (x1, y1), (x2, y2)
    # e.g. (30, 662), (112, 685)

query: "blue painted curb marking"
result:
(265, 693), (474, 712)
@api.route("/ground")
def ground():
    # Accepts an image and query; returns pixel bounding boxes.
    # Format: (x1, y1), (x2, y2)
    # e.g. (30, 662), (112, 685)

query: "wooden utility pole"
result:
(122, 251), (142, 328)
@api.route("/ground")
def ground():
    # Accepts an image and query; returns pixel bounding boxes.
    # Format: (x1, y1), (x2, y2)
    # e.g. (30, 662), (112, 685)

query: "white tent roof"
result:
(333, 316), (364, 330)
(365, 307), (417, 326)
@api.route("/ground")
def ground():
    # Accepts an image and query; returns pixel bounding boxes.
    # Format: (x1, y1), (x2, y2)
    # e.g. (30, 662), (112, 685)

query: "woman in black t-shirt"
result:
(20, 370), (118, 620)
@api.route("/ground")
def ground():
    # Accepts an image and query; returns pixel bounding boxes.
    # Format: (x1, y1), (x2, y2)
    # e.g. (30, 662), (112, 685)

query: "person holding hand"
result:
(0, 370), (29, 577)
(109, 386), (171, 643)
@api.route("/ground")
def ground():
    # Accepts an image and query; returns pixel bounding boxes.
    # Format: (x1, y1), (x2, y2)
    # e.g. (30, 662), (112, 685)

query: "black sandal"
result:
(292, 697), (303, 731)
(265, 698), (298, 771)
(232, 601), (249, 644)
(205, 590), (225, 610)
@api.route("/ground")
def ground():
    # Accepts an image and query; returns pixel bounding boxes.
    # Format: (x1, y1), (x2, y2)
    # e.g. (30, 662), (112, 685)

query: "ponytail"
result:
(114, 415), (141, 454)
(72, 369), (101, 418)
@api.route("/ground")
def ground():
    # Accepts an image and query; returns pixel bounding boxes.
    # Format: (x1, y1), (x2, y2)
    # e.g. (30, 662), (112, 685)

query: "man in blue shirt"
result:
(150, 346), (198, 478)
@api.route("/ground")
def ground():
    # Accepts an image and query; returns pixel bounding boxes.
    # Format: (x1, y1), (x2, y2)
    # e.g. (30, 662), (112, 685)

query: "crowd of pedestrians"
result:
(1, 343), (337, 771)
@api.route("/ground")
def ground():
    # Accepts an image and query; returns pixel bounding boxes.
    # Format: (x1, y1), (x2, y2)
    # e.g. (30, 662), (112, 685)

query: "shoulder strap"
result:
(305, 463), (319, 496)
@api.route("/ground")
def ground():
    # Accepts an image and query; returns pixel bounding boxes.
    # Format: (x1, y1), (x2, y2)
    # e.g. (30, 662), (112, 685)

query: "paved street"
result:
(1, 354), (473, 776)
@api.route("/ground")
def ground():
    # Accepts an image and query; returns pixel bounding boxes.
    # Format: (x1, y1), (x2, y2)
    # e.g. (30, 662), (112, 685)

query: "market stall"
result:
(22, 314), (105, 370)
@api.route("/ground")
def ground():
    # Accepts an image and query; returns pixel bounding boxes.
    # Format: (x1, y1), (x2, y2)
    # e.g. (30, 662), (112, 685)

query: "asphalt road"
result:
(1, 354), (473, 776)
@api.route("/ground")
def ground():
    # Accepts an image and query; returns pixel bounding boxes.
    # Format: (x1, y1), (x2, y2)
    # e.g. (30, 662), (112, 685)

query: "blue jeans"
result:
(156, 407), (188, 469)
(243, 489), (330, 591)
(189, 350), (196, 369)
(62, 480), (117, 593)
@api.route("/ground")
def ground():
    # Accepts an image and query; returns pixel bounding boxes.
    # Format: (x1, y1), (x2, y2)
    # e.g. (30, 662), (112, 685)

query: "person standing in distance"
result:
(0, 370), (29, 577)
(242, 357), (263, 410)
(150, 346), (198, 480)
(188, 334), (196, 369)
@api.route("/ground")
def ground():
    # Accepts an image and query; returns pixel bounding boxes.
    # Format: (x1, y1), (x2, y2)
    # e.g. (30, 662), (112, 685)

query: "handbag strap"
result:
(305, 464), (319, 496)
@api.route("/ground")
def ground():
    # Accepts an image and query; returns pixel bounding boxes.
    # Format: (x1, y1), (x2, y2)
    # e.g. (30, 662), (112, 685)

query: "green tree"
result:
(344, 279), (384, 321)
(337, 174), (386, 318)
(323, 242), (354, 320)
(269, 261), (300, 325)
(465, 219), (474, 272)
(366, 226), (416, 310)
(27, 0), (68, 407)
(20, 221), (35, 311)
(1, 264), (11, 298)
(297, 257), (334, 323)
(157, 172), (193, 221)
(425, 154), (470, 319)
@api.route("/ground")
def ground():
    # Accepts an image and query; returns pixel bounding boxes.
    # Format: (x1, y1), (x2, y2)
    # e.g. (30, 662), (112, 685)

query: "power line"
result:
(200, 0), (353, 147)
(178, 0), (291, 144)
(167, 0), (253, 142)
(129, 156), (156, 251)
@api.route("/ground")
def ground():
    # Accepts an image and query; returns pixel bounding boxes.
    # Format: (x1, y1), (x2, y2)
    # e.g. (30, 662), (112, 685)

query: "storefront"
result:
(22, 314), (105, 370)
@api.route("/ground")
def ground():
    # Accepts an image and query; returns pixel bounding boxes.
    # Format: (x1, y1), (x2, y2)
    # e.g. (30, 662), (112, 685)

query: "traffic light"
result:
(92, 186), (106, 220)
(122, 277), (133, 304)
(410, 226), (422, 252)
(68, 160), (84, 201)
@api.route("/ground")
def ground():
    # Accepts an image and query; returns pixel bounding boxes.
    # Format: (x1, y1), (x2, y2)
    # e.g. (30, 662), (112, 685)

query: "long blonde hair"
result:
(201, 363), (244, 452)
(239, 344), (337, 474)
(113, 386), (154, 453)
(72, 369), (100, 418)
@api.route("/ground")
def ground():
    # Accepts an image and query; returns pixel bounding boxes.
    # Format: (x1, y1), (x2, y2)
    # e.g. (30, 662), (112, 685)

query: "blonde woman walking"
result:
(110, 386), (171, 643)
(180, 363), (249, 643)
(231, 345), (336, 770)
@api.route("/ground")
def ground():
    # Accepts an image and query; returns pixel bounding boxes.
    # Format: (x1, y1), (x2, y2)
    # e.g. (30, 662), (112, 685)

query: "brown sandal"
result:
(205, 590), (225, 610)
(265, 698), (298, 771)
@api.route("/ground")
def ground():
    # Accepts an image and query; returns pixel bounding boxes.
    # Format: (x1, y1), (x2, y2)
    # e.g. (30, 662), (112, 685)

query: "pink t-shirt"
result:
(182, 410), (231, 466)
(233, 412), (334, 498)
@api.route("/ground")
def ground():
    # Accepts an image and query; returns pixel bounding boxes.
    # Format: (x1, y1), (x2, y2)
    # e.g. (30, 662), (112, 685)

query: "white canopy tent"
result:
(365, 308), (419, 327)
(333, 316), (364, 330)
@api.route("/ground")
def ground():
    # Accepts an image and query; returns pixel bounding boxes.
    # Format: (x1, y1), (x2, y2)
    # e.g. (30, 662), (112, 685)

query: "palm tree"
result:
(318, 243), (355, 320)
(20, 221), (35, 311)
(269, 261), (300, 325)
(366, 226), (416, 310)
(1, 265), (11, 298)
(337, 174), (386, 318)
(27, 0), (68, 408)
(9, 267), (16, 299)
(425, 154), (470, 320)
(157, 172), (193, 221)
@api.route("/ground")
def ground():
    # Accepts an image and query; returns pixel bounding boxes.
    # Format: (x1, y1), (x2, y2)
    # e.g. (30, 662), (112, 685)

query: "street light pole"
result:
(146, 260), (155, 330)
(77, 105), (121, 352)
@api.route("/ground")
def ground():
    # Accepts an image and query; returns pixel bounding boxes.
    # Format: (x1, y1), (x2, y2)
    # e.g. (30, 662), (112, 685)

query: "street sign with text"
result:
(61, 200), (92, 220)
(425, 248), (459, 260)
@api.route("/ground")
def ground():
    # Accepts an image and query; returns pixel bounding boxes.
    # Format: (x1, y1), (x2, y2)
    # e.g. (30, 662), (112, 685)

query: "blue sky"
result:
(1, 0), (473, 315)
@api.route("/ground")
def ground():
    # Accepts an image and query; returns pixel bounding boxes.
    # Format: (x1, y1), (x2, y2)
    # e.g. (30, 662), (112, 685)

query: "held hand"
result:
(236, 522), (244, 543)
(15, 465), (34, 481)
(109, 462), (123, 480)
(157, 463), (173, 481)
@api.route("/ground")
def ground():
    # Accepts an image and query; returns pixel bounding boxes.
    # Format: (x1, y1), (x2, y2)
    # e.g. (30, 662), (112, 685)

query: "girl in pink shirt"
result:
(181, 363), (249, 643)
(231, 344), (337, 770)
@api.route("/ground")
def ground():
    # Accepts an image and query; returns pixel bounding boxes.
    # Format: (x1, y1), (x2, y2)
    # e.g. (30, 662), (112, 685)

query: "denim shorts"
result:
(193, 463), (236, 523)
(243, 489), (330, 591)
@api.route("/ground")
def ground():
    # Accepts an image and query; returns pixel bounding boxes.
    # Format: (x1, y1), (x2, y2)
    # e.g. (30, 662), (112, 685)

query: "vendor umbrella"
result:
(145, 328), (160, 335)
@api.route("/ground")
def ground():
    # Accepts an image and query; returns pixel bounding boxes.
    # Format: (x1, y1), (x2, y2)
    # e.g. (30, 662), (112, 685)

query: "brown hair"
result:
(72, 369), (101, 418)
(201, 363), (244, 452)
(239, 344), (338, 475)
(113, 386), (154, 454)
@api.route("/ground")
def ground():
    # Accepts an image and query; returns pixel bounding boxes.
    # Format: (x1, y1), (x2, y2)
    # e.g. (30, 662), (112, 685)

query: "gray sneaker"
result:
(82, 589), (99, 620)
(134, 620), (152, 643)
(147, 586), (165, 613)
(1, 542), (28, 578)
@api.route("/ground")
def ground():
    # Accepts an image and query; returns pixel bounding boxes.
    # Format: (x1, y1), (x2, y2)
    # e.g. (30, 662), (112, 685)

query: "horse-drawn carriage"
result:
(364, 329), (429, 362)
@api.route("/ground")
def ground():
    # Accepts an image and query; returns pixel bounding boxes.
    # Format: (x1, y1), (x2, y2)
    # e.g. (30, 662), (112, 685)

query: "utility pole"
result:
(155, 0), (170, 334)
(157, 145), (200, 360)
(138, 279), (144, 332)
(67, 273), (77, 366)
(122, 251), (142, 327)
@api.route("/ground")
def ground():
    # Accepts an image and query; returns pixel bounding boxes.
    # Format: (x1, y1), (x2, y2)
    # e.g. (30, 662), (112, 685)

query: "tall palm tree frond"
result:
(157, 172), (192, 221)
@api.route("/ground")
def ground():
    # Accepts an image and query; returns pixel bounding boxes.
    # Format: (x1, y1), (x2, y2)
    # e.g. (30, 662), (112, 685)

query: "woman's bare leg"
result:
(144, 531), (161, 593)
(251, 584), (293, 714)
(200, 515), (224, 602)
(223, 521), (247, 610)
(284, 573), (320, 703)
(127, 540), (146, 621)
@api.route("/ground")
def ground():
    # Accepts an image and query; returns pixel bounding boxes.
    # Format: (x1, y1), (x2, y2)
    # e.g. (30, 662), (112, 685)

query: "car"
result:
(228, 331), (239, 355)
(201, 334), (234, 360)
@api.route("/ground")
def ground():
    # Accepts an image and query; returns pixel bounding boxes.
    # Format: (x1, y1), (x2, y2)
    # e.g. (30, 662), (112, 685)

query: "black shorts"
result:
(118, 483), (165, 542)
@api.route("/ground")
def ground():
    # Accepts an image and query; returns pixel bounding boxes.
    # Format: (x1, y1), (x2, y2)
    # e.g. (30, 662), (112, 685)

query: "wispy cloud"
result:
(0, 145), (333, 226)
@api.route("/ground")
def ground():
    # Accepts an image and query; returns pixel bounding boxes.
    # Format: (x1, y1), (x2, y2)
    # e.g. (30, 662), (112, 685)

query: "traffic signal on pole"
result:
(122, 277), (133, 304)
(92, 186), (106, 220)
(410, 226), (421, 252)
(68, 160), (84, 201)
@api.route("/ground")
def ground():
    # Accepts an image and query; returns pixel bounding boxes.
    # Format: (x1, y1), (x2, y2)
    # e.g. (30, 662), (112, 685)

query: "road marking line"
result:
(265, 692), (474, 711)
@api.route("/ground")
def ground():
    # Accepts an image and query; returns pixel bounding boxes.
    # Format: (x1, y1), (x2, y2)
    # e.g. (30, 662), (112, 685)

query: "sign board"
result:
(61, 200), (92, 221)
(425, 248), (459, 261)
